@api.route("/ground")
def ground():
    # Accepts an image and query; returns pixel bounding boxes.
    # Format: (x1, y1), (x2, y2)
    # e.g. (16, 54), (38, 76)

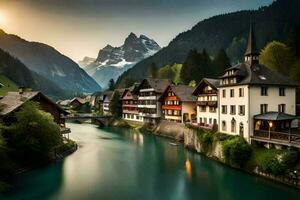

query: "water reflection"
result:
(2, 123), (300, 200)
(185, 159), (192, 181)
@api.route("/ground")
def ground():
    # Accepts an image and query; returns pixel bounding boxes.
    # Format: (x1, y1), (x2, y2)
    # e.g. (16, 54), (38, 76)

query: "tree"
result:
(148, 62), (158, 78)
(7, 102), (63, 159)
(108, 79), (115, 90)
(0, 129), (8, 170)
(109, 91), (122, 118)
(213, 48), (231, 75)
(180, 49), (199, 84)
(287, 25), (300, 58)
(188, 80), (196, 87)
(260, 41), (293, 77)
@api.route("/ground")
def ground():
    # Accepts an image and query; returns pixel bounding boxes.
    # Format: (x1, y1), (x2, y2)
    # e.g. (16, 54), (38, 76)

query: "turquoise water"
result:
(1, 123), (299, 200)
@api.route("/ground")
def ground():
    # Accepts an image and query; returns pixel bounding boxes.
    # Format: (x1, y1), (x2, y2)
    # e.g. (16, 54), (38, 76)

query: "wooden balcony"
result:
(251, 130), (300, 148)
(197, 101), (217, 106)
(162, 105), (181, 110)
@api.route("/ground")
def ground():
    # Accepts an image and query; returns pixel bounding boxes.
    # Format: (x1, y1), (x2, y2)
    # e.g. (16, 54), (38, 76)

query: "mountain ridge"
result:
(116, 0), (300, 87)
(0, 29), (101, 96)
(83, 32), (161, 88)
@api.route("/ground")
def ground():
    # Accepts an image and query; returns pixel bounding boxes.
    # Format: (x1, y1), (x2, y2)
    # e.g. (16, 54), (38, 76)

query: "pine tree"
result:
(108, 79), (115, 90)
(213, 48), (231, 75)
(109, 91), (122, 118)
(148, 62), (158, 78)
(180, 49), (199, 84)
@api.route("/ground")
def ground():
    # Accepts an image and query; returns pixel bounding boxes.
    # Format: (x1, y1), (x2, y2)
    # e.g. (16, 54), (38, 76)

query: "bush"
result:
(6, 102), (63, 160)
(255, 149), (298, 175)
(197, 130), (213, 153)
(222, 137), (252, 167)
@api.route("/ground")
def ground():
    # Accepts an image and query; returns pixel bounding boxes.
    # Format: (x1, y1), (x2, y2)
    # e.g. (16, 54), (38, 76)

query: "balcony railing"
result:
(252, 130), (300, 144)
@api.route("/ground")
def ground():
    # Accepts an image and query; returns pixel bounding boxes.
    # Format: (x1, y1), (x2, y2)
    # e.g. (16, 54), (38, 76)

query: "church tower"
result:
(244, 22), (260, 65)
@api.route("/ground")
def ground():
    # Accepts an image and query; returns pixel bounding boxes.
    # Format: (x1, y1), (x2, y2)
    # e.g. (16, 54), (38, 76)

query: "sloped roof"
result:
(220, 63), (300, 87)
(139, 78), (172, 93)
(170, 85), (196, 102)
(0, 91), (68, 116)
(193, 78), (220, 95)
(160, 84), (196, 102)
(254, 112), (297, 121)
(245, 23), (259, 56)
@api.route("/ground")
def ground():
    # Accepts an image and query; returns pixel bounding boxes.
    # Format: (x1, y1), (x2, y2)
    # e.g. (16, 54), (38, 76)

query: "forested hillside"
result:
(0, 49), (68, 99)
(116, 0), (300, 88)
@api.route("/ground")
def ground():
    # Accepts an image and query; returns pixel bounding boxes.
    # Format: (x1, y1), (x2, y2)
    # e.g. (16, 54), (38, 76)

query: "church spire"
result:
(244, 21), (259, 65)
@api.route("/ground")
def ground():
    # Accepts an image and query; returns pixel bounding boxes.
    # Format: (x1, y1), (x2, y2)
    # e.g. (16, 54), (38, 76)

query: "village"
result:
(0, 23), (300, 193)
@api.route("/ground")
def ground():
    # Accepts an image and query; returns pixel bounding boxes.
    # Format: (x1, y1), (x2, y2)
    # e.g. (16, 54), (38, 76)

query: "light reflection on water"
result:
(1, 123), (300, 200)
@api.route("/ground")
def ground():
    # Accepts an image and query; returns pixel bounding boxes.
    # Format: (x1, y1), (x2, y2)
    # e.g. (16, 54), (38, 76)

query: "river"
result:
(1, 123), (300, 200)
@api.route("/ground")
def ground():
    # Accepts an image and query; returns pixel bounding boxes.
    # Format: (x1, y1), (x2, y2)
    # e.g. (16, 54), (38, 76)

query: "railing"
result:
(253, 130), (300, 143)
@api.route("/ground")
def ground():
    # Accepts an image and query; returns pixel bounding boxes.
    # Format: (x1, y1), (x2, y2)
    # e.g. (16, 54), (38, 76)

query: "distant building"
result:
(102, 91), (114, 115)
(159, 84), (196, 123)
(0, 90), (68, 128)
(137, 78), (172, 124)
(121, 83), (142, 122)
(69, 97), (88, 109)
(193, 78), (219, 129)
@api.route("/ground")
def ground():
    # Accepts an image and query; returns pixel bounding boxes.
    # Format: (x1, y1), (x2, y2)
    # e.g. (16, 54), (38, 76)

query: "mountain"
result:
(78, 57), (96, 68)
(0, 48), (68, 99)
(84, 33), (160, 88)
(0, 29), (101, 96)
(116, 0), (300, 87)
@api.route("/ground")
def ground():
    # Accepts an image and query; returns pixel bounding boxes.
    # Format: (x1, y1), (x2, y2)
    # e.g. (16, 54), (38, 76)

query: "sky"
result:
(0, 0), (273, 62)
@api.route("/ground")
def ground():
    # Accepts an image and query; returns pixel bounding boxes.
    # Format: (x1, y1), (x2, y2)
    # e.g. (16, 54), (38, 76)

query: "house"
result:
(137, 78), (172, 124)
(193, 78), (219, 129)
(121, 83), (143, 122)
(218, 23), (300, 148)
(69, 97), (88, 109)
(159, 84), (196, 123)
(102, 91), (113, 115)
(0, 90), (69, 134)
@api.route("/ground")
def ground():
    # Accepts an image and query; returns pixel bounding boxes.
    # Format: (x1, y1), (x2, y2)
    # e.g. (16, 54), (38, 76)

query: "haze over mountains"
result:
(116, 0), (300, 87)
(81, 33), (160, 88)
(0, 29), (101, 98)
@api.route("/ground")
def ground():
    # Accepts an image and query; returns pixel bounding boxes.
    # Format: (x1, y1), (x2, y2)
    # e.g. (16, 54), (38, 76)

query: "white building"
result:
(102, 91), (113, 115)
(193, 78), (219, 129)
(218, 23), (299, 147)
(137, 78), (172, 124)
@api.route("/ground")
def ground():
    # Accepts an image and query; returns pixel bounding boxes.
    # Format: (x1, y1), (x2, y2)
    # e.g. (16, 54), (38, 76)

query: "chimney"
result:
(19, 86), (25, 94)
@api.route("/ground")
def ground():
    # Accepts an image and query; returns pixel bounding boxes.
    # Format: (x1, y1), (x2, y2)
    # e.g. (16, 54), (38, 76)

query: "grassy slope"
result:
(0, 74), (18, 96)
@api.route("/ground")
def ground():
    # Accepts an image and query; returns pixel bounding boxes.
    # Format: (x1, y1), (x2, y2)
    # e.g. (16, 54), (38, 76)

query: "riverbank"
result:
(111, 119), (300, 189)
(0, 139), (77, 193)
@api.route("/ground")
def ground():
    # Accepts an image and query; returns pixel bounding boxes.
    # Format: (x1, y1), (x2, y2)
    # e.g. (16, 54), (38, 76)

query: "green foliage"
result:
(212, 48), (231, 75)
(197, 130), (214, 153)
(148, 62), (158, 78)
(0, 75), (18, 96)
(188, 80), (196, 87)
(252, 148), (298, 175)
(287, 24), (300, 57)
(260, 41), (293, 77)
(180, 49), (213, 85)
(157, 64), (182, 83)
(222, 137), (252, 167)
(226, 37), (247, 63)
(6, 102), (63, 159)
(109, 91), (122, 118)
(0, 129), (8, 170)
(108, 79), (115, 91)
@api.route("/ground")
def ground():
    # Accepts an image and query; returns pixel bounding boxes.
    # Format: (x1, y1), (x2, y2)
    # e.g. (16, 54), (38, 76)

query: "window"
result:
(231, 119), (236, 133)
(230, 105), (236, 115)
(222, 89), (226, 98)
(278, 104), (286, 113)
(221, 105), (227, 114)
(239, 105), (245, 116)
(222, 121), (227, 131)
(260, 104), (268, 114)
(209, 106), (216, 113)
(261, 87), (268, 96)
(209, 118), (212, 124)
(230, 89), (234, 97)
(200, 106), (206, 112)
(239, 88), (244, 97)
(239, 123), (244, 136)
(167, 110), (172, 115)
(279, 88), (285, 96)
